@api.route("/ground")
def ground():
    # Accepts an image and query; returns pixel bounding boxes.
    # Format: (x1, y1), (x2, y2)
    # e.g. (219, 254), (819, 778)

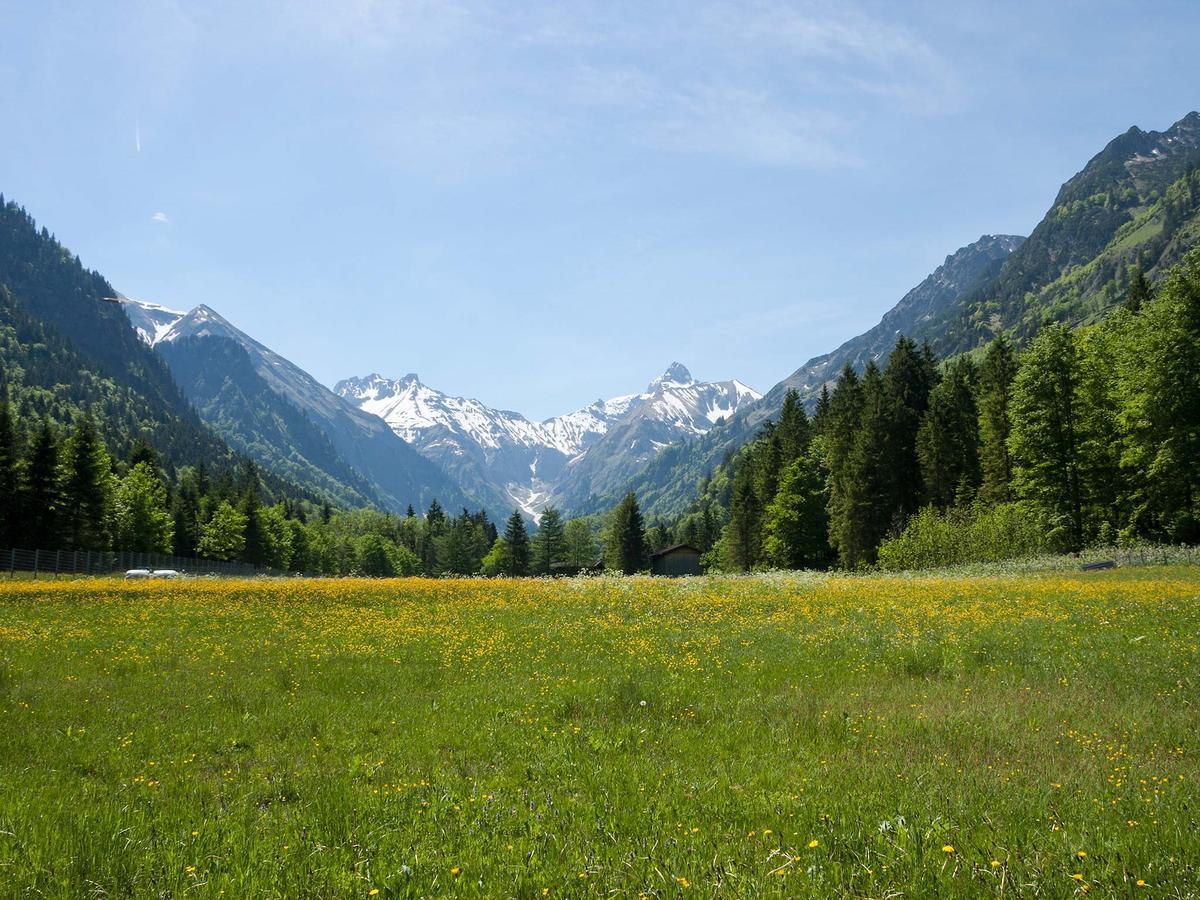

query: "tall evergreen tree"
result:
(837, 363), (892, 567)
(240, 487), (268, 566)
(21, 420), (61, 548)
(1009, 325), (1085, 550)
(775, 388), (810, 465)
(59, 414), (112, 550)
(531, 506), (567, 574)
(1125, 261), (1150, 313)
(503, 509), (530, 576)
(881, 336), (937, 525)
(977, 334), (1019, 503)
(824, 364), (864, 558)
(721, 462), (761, 572)
(1117, 249), (1200, 541)
(0, 389), (17, 546)
(917, 357), (980, 508)
(606, 492), (648, 575)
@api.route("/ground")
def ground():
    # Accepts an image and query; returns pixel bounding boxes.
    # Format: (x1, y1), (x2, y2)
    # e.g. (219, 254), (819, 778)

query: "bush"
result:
(877, 502), (1052, 571)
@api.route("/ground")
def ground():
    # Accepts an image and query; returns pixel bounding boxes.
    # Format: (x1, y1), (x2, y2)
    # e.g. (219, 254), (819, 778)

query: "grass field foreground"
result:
(0, 569), (1197, 896)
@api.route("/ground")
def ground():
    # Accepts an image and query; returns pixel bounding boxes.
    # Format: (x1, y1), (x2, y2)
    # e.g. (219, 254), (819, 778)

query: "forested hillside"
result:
(588, 111), (1200, 522)
(0, 199), (232, 467)
(645, 248), (1200, 571)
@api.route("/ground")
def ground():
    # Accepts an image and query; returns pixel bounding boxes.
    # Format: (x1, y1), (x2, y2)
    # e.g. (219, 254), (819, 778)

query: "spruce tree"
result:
(977, 334), (1018, 503)
(1116, 249), (1200, 541)
(824, 364), (863, 559)
(881, 336), (937, 525)
(0, 390), (17, 547)
(917, 357), (980, 508)
(21, 420), (61, 548)
(503, 509), (530, 576)
(59, 414), (112, 550)
(837, 363), (892, 567)
(1009, 325), (1085, 550)
(531, 506), (567, 574)
(721, 461), (761, 572)
(240, 487), (267, 566)
(775, 388), (810, 465)
(1125, 261), (1150, 313)
(606, 492), (648, 575)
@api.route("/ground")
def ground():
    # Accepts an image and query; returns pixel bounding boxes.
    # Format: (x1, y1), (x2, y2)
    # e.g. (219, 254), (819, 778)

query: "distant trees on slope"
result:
(637, 247), (1200, 571)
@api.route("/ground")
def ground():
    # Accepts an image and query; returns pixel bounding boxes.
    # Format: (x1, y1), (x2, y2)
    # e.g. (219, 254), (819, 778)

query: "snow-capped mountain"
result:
(118, 294), (186, 345)
(335, 364), (760, 519)
(118, 297), (472, 514)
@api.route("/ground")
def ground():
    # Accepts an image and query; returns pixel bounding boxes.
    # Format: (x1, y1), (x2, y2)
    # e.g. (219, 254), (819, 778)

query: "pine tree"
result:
(606, 492), (648, 575)
(127, 436), (160, 474)
(59, 414), (113, 550)
(1125, 261), (1150, 313)
(775, 388), (810, 465)
(0, 389), (18, 547)
(21, 420), (61, 548)
(503, 509), (530, 576)
(240, 488), (267, 566)
(721, 462), (761, 572)
(813, 384), (832, 434)
(824, 364), (863, 559)
(917, 357), (980, 508)
(1116, 249), (1200, 541)
(531, 506), (567, 574)
(1009, 325), (1085, 550)
(837, 363), (892, 567)
(977, 334), (1018, 503)
(171, 469), (202, 557)
(881, 336), (937, 525)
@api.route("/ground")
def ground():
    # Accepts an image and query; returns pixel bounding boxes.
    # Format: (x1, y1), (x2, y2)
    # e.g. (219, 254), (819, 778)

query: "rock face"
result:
(335, 365), (761, 521)
(122, 298), (472, 514)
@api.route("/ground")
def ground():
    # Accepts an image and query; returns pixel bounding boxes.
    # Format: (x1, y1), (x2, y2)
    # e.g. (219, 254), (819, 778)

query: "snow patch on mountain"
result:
(119, 295), (185, 346)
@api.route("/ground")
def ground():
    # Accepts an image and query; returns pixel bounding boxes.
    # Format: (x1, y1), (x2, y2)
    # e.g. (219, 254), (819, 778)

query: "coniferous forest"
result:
(649, 250), (1200, 571)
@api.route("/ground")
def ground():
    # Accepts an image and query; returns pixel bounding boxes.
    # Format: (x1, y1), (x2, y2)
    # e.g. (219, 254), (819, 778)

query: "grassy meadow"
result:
(0, 569), (1197, 897)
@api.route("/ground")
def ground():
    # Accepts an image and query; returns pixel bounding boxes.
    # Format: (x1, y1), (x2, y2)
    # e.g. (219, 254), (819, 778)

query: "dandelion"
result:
(1136, 880), (1147, 887)
(942, 845), (954, 853)
(808, 839), (820, 848)
(1077, 851), (1087, 859)
(1072, 873), (1085, 881)
(991, 860), (1001, 868)
(451, 867), (461, 877)
(369, 891), (380, 897)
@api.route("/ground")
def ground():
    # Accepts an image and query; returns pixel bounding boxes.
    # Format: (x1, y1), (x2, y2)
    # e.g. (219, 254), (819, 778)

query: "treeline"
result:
(0, 398), (609, 576)
(642, 249), (1200, 570)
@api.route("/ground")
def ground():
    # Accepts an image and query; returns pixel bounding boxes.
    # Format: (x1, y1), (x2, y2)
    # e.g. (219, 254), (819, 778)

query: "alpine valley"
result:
(122, 291), (762, 521)
(2, 110), (1198, 534)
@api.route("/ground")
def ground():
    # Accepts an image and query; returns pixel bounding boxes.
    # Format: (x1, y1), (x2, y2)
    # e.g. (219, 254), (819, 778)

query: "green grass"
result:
(0, 569), (1197, 897)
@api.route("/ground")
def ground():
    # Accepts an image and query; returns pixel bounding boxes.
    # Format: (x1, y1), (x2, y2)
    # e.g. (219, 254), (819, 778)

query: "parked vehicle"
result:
(124, 569), (152, 579)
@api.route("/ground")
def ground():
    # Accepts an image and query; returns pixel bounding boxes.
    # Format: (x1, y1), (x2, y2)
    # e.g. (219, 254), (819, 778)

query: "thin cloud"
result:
(151, 211), (170, 224)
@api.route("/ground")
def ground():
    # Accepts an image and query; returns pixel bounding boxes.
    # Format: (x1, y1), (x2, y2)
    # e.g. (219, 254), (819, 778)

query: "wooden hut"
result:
(650, 544), (702, 577)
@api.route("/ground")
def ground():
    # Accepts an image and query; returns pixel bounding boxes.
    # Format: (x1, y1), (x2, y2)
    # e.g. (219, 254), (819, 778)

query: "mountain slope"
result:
(126, 300), (473, 514)
(594, 111), (1200, 521)
(0, 198), (233, 468)
(336, 364), (760, 520)
(588, 234), (1024, 518)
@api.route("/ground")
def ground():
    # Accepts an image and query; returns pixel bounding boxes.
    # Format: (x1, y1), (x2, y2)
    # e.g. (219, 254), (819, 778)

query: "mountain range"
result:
(585, 109), (1200, 519)
(334, 366), (760, 519)
(4, 110), (1199, 528)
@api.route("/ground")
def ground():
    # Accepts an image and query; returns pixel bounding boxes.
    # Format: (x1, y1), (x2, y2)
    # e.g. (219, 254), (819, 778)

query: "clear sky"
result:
(3, 1), (1199, 419)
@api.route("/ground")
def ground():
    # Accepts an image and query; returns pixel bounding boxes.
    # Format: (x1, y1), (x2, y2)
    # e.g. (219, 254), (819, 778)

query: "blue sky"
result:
(3, 1), (1199, 418)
